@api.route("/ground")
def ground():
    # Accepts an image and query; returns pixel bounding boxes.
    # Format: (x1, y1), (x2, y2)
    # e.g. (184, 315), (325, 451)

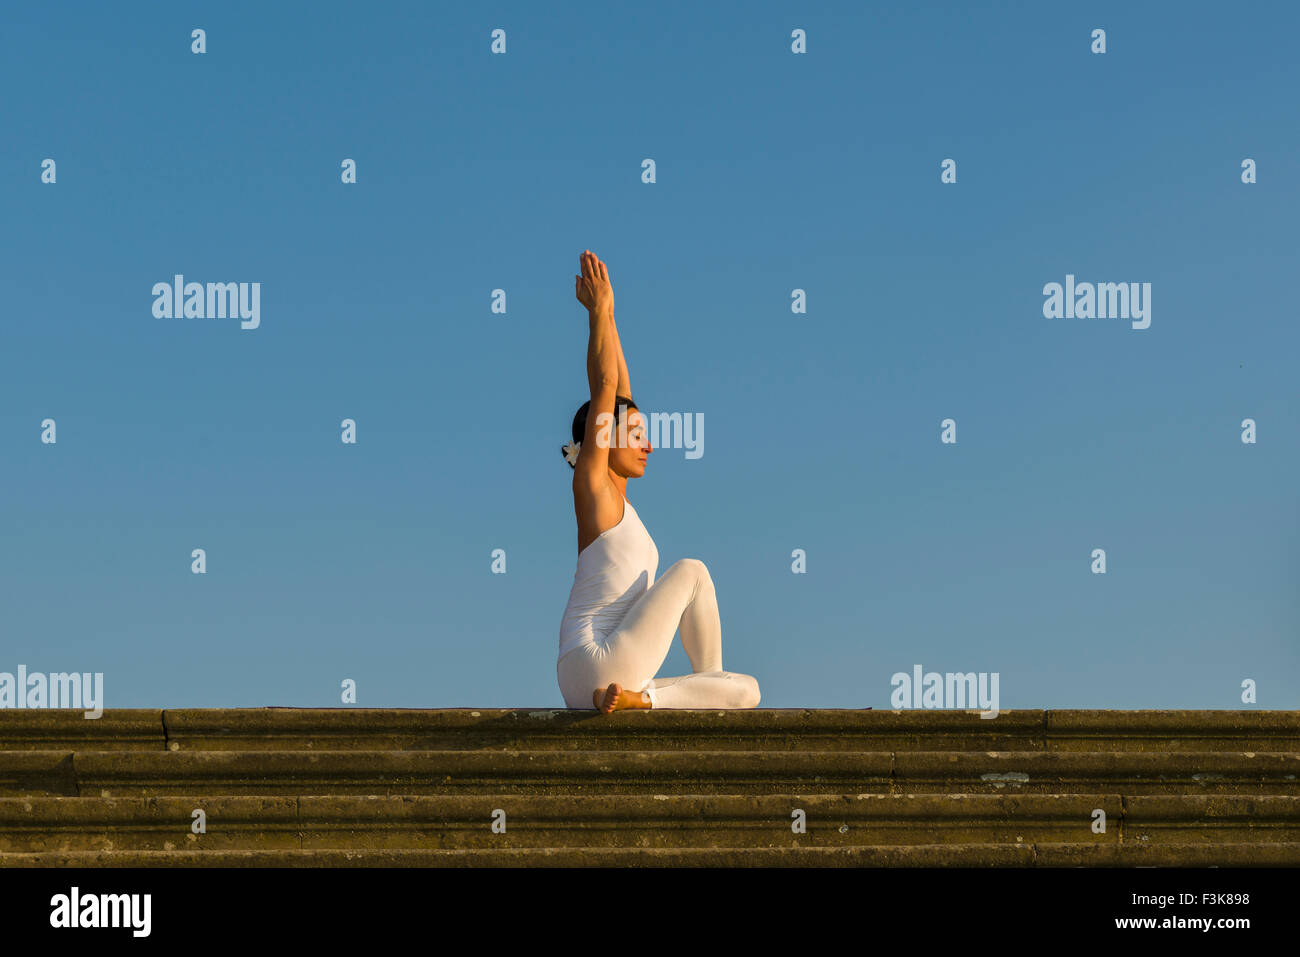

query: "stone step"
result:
(4, 749), (1296, 797)
(1, 794), (1295, 851)
(3, 709), (1299, 753)
(4, 843), (1300, 867)
(6, 710), (1296, 866)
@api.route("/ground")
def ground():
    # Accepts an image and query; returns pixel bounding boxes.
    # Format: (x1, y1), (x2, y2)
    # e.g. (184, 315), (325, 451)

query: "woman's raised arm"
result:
(575, 250), (631, 397)
(575, 251), (620, 488)
(608, 308), (631, 399)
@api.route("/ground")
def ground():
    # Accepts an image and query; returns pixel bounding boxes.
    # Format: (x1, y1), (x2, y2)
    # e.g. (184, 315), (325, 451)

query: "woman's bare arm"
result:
(575, 250), (631, 398)
(608, 309), (631, 399)
(575, 253), (619, 489)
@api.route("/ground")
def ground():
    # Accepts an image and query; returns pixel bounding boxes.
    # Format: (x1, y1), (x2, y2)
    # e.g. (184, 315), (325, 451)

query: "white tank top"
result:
(558, 495), (659, 661)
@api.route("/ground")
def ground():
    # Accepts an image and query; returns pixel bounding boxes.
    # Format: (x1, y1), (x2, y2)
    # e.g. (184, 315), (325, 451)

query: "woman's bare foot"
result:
(593, 683), (651, 713)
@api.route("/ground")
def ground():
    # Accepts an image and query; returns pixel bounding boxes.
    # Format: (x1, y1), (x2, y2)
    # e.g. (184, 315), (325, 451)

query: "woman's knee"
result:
(669, 558), (712, 589)
(726, 672), (761, 709)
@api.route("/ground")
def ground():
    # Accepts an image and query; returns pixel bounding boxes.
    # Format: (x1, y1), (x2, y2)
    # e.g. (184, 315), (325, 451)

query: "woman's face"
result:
(609, 408), (652, 478)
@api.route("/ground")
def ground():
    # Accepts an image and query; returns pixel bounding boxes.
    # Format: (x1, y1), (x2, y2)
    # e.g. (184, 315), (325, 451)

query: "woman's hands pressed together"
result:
(575, 249), (615, 316)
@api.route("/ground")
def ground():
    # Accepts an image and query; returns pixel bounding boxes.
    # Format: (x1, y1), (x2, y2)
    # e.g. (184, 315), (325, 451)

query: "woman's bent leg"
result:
(557, 558), (733, 708)
(598, 558), (722, 703)
(599, 559), (760, 709)
(673, 560), (723, 673)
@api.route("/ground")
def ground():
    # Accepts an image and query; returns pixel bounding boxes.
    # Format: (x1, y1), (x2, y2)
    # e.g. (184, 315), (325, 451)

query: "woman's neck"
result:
(609, 472), (628, 500)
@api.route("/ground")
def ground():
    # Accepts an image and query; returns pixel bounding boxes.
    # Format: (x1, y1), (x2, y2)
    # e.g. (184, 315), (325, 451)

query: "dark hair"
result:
(562, 395), (637, 469)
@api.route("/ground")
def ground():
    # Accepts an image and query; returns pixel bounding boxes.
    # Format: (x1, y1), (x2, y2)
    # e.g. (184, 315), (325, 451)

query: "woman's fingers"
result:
(579, 249), (610, 288)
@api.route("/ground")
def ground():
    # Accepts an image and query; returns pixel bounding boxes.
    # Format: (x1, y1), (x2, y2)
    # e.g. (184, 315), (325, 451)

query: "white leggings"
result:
(557, 558), (761, 710)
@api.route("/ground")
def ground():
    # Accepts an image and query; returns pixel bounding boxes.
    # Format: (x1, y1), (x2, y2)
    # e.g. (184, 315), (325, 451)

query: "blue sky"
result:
(1, 1), (1296, 709)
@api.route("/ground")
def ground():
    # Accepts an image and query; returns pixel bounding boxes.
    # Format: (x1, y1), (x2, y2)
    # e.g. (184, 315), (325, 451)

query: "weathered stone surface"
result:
(1, 709), (1297, 866)
(1045, 711), (1300, 751)
(0, 793), (1122, 849)
(0, 711), (164, 751)
(2, 748), (1291, 798)
(0, 752), (77, 797)
(159, 708), (1050, 752)
(4, 843), (1300, 867)
(8, 708), (1298, 752)
(0, 845), (1042, 866)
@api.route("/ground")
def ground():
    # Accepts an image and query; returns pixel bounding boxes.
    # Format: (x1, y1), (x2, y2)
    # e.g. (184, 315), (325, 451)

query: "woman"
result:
(556, 250), (762, 713)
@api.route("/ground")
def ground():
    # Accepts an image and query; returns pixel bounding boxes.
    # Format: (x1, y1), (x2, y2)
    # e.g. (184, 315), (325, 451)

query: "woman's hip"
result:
(557, 642), (654, 708)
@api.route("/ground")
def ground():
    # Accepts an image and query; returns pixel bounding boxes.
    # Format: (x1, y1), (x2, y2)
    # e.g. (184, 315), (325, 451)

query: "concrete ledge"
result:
(5, 749), (1295, 797)
(4, 710), (1297, 866)
(159, 708), (1048, 752)
(3, 794), (1297, 851)
(0, 793), (1125, 850)
(4, 709), (1298, 752)
(4, 843), (1300, 867)
(0, 711), (164, 751)
(1045, 710), (1300, 748)
(0, 752), (77, 797)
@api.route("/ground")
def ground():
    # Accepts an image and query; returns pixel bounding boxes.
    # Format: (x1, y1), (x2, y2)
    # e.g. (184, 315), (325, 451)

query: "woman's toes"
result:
(594, 683), (622, 713)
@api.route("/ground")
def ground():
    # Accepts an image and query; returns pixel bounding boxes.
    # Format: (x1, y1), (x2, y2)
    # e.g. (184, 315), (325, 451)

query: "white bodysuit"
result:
(558, 496), (659, 662)
(556, 494), (761, 710)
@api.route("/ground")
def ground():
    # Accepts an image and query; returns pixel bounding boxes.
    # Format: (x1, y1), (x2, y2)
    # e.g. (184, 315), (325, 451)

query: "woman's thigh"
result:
(557, 645), (643, 708)
(598, 559), (702, 666)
